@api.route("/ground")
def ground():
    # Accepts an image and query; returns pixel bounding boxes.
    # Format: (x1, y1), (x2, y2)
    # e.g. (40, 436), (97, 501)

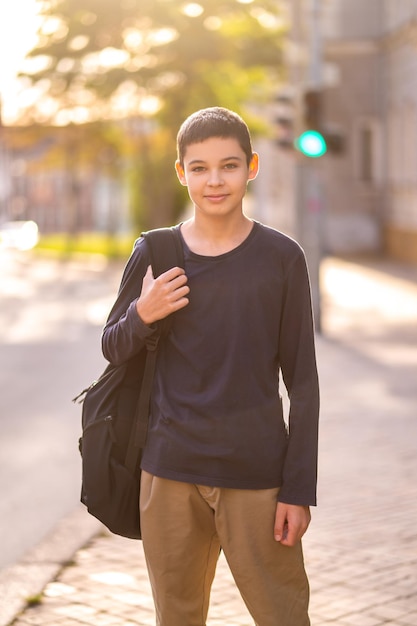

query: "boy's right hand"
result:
(136, 265), (190, 326)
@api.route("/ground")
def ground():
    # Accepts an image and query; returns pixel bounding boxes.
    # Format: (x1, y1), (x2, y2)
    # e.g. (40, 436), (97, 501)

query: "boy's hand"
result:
(136, 265), (190, 325)
(274, 502), (311, 547)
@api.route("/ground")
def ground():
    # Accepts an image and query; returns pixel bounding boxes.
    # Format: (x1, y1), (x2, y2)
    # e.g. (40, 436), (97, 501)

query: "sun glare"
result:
(0, 0), (40, 122)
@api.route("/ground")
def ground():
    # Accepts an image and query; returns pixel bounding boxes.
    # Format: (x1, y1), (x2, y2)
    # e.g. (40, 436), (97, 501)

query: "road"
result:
(0, 249), (123, 569)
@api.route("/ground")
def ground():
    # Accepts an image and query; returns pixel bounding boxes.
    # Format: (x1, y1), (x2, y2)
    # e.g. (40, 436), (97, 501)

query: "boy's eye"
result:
(189, 162), (239, 173)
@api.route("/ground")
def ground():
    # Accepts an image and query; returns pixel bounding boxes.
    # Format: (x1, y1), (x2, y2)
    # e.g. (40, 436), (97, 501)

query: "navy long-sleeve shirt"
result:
(102, 221), (319, 505)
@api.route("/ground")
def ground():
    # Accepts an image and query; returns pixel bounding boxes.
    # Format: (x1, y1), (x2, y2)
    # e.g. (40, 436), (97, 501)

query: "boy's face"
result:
(175, 137), (258, 219)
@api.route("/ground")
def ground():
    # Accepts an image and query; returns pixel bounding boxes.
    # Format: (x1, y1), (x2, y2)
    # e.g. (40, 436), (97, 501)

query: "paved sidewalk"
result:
(4, 256), (417, 626)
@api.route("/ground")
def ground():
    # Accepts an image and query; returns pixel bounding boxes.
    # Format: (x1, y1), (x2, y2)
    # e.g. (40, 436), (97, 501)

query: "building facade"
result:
(257, 0), (417, 264)
(381, 0), (417, 262)
(324, 0), (417, 262)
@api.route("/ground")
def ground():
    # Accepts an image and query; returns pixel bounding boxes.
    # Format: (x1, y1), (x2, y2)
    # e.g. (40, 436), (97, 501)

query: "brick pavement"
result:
(7, 257), (417, 626)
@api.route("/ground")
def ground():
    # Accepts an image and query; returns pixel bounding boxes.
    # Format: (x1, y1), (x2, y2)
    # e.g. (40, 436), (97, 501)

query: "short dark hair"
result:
(177, 107), (253, 167)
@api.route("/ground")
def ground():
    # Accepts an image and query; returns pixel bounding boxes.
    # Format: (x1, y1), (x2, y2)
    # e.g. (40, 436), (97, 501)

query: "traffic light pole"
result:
(293, 0), (324, 333)
(295, 160), (324, 333)
(309, 0), (322, 92)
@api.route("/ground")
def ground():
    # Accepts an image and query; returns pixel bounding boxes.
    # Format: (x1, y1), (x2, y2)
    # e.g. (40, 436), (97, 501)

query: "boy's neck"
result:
(181, 213), (253, 256)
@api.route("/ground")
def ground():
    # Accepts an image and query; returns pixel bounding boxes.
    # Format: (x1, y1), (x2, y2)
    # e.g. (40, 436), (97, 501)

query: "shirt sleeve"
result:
(101, 237), (157, 366)
(277, 248), (320, 506)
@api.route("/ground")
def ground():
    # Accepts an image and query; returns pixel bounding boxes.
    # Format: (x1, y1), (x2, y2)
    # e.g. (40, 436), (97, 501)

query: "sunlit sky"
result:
(0, 0), (39, 121)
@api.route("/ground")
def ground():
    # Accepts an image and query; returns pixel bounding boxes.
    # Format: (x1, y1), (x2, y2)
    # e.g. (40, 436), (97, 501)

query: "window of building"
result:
(354, 118), (382, 185)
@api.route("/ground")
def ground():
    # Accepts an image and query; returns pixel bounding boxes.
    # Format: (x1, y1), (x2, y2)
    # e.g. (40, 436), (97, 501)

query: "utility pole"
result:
(310, 0), (322, 90)
(306, 0), (324, 333)
(291, 0), (325, 333)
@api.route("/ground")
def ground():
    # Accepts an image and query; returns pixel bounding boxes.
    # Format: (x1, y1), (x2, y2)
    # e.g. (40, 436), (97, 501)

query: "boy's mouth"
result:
(205, 194), (228, 201)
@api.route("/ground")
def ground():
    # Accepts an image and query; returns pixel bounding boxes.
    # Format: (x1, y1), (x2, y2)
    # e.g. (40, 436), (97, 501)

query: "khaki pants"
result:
(140, 471), (310, 626)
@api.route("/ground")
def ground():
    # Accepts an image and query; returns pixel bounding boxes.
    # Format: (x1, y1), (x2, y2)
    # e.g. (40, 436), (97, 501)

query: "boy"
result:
(102, 107), (319, 626)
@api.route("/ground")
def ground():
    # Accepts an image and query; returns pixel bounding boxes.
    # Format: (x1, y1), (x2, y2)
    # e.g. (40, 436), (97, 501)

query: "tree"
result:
(18, 0), (288, 228)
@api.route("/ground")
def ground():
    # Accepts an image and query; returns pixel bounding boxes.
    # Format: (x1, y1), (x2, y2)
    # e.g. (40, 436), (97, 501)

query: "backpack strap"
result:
(145, 225), (184, 278)
(143, 225), (185, 338)
(124, 226), (184, 473)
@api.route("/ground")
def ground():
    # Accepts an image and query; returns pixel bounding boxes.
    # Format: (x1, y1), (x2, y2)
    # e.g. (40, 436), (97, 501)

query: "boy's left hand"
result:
(274, 502), (311, 547)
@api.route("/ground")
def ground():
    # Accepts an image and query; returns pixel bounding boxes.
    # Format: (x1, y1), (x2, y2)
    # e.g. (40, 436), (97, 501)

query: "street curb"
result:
(0, 505), (102, 626)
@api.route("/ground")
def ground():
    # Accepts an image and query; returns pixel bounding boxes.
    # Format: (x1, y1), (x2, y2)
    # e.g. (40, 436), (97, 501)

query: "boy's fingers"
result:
(137, 264), (189, 325)
(155, 267), (188, 299)
(274, 503), (311, 546)
(158, 266), (186, 282)
(145, 265), (185, 288)
(274, 505), (286, 542)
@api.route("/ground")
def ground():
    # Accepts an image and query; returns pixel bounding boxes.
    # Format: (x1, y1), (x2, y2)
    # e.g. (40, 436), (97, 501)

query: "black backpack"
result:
(74, 226), (184, 539)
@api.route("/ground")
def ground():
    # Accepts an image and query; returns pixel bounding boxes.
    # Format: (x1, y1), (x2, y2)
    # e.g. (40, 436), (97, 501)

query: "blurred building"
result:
(256, 0), (417, 264)
(0, 125), (129, 237)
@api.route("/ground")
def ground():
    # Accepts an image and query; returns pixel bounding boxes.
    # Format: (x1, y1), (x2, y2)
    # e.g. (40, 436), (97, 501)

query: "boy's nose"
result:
(207, 169), (224, 185)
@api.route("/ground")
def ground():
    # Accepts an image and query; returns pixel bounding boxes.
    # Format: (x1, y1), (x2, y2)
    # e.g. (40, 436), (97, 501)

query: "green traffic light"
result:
(295, 130), (327, 158)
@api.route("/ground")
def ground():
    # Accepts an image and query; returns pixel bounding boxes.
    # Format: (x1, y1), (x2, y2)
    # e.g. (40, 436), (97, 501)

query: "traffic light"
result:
(273, 88), (345, 157)
(295, 88), (345, 157)
(303, 89), (321, 130)
(296, 89), (327, 158)
(295, 130), (327, 158)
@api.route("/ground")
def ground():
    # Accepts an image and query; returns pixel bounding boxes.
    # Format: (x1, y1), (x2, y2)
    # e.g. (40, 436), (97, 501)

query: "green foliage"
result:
(36, 232), (135, 258)
(19, 0), (288, 228)
(24, 0), (286, 122)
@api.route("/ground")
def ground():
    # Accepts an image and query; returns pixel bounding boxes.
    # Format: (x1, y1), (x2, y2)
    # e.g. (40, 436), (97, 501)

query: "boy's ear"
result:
(248, 152), (259, 181)
(175, 160), (187, 186)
